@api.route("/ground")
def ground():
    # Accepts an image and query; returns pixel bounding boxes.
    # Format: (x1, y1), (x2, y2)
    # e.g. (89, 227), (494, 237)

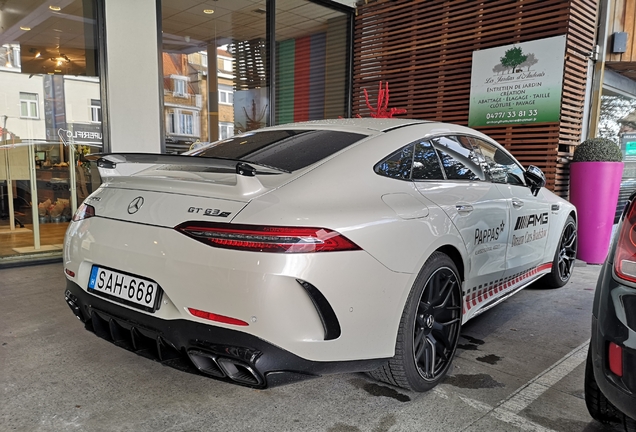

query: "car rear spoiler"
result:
(86, 153), (277, 195)
(86, 153), (277, 177)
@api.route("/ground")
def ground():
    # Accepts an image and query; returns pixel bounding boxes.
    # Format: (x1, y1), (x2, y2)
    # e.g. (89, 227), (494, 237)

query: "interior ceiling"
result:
(0, 0), (91, 74)
(161, 0), (344, 54)
(0, 0), (345, 74)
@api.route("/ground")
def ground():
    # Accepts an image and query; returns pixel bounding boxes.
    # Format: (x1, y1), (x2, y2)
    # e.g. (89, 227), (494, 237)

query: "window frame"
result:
(218, 86), (233, 106)
(171, 75), (188, 97)
(90, 99), (102, 123)
(19, 92), (39, 119)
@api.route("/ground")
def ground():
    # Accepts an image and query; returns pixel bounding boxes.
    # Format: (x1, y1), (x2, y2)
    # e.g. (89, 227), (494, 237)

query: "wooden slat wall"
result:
(353, 0), (598, 198)
(607, 0), (636, 62)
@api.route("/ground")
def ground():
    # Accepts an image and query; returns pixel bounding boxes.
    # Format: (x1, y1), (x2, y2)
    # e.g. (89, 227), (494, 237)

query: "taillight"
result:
(174, 222), (361, 253)
(72, 203), (95, 221)
(614, 202), (636, 282)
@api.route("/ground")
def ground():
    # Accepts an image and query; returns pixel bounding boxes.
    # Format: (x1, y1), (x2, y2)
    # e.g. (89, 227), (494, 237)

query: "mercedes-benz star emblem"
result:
(426, 315), (435, 328)
(127, 196), (144, 214)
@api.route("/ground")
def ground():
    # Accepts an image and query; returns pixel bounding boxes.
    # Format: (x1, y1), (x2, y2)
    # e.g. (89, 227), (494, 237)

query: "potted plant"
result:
(569, 137), (624, 264)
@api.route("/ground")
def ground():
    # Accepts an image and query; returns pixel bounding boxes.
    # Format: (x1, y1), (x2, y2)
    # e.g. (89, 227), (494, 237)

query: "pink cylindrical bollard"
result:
(569, 161), (624, 264)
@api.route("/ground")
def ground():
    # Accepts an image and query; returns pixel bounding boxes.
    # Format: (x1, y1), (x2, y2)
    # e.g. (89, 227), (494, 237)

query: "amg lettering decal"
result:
(475, 220), (506, 245)
(514, 212), (548, 230)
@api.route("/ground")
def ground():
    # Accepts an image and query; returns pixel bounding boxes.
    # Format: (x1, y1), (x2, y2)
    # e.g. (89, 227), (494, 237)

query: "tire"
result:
(368, 251), (462, 392)
(585, 346), (619, 424)
(624, 415), (636, 432)
(544, 215), (577, 288)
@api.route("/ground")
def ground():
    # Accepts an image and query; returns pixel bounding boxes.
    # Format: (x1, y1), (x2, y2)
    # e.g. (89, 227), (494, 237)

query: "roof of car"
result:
(269, 118), (429, 132)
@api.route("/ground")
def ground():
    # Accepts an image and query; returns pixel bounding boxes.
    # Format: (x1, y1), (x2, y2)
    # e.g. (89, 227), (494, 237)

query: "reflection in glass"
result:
(413, 141), (444, 180)
(469, 137), (524, 185)
(375, 143), (414, 179)
(161, 1), (268, 154)
(432, 136), (482, 181)
(0, 0), (101, 260)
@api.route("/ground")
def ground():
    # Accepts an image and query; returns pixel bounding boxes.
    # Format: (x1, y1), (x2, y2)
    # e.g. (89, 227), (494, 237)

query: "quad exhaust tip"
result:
(64, 290), (84, 321)
(187, 350), (263, 386)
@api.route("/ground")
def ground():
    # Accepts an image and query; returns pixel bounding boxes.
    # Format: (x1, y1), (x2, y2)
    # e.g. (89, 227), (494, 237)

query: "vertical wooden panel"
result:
(353, 0), (598, 198)
(623, 0), (636, 60)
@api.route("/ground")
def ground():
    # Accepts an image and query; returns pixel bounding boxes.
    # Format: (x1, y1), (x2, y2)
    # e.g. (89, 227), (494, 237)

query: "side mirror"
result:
(524, 165), (546, 196)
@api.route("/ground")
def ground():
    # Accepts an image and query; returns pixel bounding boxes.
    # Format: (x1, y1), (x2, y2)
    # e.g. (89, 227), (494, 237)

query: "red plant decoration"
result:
(363, 81), (407, 118)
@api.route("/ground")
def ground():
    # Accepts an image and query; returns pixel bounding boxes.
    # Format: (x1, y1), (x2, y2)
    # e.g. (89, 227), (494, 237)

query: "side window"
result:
(412, 141), (444, 180)
(431, 136), (483, 181)
(374, 143), (414, 180)
(469, 137), (525, 186)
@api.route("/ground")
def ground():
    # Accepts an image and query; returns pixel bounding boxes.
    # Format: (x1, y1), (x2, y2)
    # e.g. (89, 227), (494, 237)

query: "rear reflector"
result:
(175, 222), (361, 253)
(614, 202), (636, 282)
(187, 308), (248, 326)
(65, 268), (75, 277)
(72, 203), (96, 222)
(608, 342), (623, 377)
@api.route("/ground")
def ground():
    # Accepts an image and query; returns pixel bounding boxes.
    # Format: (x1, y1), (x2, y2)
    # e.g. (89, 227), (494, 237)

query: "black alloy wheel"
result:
(412, 266), (462, 382)
(369, 252), (462, 391)
(546, 215), (577, 288)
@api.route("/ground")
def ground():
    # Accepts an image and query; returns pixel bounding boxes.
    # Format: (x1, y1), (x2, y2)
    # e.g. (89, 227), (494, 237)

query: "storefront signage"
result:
(65, 123), (103, 147)
(468, 36), (566, 127)
(621, 132), (636, 160)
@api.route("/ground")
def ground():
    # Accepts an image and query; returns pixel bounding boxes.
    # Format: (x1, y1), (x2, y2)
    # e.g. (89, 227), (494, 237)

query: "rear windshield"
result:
(190, 129), (367, 172)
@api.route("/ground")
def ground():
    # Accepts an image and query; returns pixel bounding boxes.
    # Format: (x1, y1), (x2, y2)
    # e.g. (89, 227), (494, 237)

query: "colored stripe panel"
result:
(309, 33), (326, 120)
(278, 40), (295, 125)
(293, 36), (311, 122)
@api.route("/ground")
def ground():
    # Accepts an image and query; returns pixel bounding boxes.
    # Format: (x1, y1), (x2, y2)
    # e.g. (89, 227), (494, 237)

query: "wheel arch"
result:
(435, 244), (465, 282)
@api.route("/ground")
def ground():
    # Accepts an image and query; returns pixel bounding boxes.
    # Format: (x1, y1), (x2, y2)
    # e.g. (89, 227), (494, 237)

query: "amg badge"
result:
(514, 213), (548, 230)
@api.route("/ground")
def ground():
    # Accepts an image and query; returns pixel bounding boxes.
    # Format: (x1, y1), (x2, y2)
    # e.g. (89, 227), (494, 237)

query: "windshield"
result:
(189, 129), (367, 172)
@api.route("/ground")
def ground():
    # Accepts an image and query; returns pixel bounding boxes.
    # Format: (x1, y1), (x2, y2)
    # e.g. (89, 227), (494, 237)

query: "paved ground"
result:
(0, 262), (626, 432)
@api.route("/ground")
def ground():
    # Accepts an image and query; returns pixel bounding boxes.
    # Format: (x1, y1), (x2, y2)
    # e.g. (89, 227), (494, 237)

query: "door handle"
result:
(512, 199), (524, 209)
(456, 204), (474, 215)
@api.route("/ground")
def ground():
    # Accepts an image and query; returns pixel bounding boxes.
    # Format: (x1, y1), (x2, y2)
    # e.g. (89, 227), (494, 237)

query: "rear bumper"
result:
(65, 279), (388, 389)
(591, 263), (636, 420)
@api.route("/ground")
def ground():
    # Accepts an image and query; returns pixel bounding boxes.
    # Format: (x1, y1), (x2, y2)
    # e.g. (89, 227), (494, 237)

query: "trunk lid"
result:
(88, 167), (294, 227)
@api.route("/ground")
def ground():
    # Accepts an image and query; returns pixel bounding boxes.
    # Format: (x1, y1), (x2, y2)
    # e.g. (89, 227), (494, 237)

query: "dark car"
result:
(586, 191), (636, 431)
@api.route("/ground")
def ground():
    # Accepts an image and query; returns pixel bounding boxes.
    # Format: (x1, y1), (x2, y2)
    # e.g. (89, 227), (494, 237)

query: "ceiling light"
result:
(35, 52), (41, 58)
(49, 5), (61, 11)
(6, 61), (12, 67)
(20, 26), (31, 31)
(203, 9), (214, 14)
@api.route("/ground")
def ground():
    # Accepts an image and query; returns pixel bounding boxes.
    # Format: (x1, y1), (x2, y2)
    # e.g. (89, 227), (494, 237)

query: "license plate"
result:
(88, 266), (161, 312)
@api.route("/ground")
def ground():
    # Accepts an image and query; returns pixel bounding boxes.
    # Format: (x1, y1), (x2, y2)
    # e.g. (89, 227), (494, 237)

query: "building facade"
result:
(3, 0), (635, 265)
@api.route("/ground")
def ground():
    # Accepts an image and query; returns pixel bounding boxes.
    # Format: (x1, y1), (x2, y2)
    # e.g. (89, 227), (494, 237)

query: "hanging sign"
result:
(468, 35), (567, 127)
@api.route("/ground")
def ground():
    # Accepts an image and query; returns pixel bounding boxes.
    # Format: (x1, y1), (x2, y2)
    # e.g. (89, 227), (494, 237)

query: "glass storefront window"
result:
(0, 0), (101, 262)
(599, 91), (636, 144)
(160, 0), (351, 154)
(275, 1), (349, 123)
(161, 1), (268, 154)
(599, 90), (636, 222)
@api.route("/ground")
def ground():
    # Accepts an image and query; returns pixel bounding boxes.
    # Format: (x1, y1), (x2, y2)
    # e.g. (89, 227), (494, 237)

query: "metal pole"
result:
(28, 139), (40, 250)
(587, 0), (612, 138)
(2, 115), (16, 231)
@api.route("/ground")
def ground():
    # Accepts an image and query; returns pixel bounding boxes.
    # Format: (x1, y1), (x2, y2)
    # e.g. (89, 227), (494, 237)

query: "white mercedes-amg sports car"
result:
(63, 118), (577, 391)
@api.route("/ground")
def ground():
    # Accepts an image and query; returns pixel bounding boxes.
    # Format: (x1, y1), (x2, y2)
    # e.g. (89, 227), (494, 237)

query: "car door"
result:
(413, 136), (509, 298)
(469, 137), (552, 278)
